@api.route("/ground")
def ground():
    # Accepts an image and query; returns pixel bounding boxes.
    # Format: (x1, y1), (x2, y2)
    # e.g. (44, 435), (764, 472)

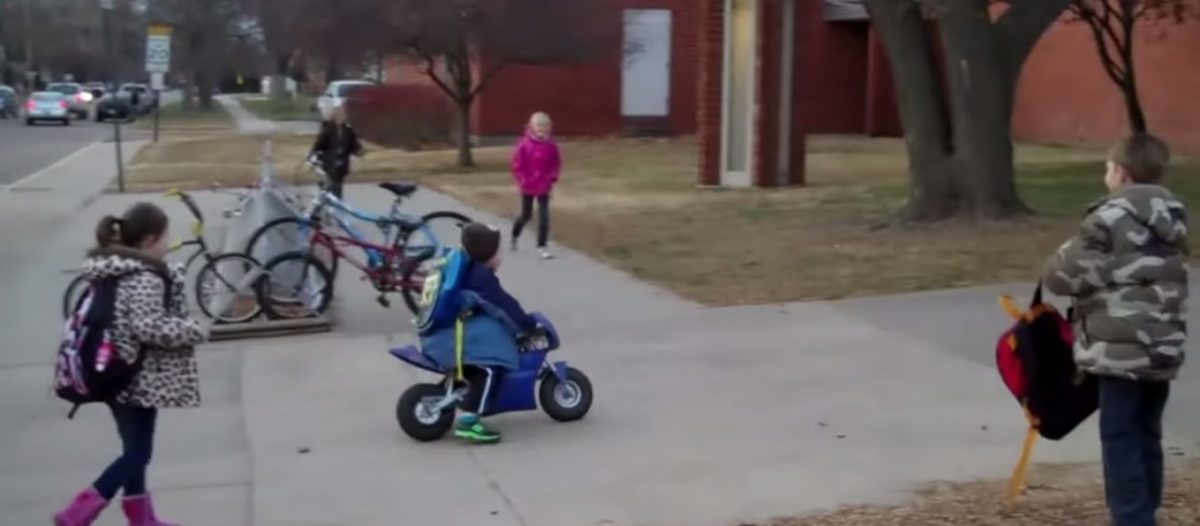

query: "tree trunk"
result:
(196, 71), (214, 110)
(864, 0), (959, 221)
(456, 100), (474, 167)
(1120, 18), (1148, 133)
(866, 0), (1034, 222)
(1123, 83), (1148, 133)
(939, 0), (1027, 219)
(270, 53), (289, 102)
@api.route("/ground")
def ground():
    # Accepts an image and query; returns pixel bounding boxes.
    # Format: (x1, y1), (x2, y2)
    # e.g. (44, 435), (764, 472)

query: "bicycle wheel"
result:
(400, 211), (472, 261)
(245, 217), (339, 279)
(62, 274), (88, 319)
(194, 253), (266, 324)
(257, 252), (334, 320)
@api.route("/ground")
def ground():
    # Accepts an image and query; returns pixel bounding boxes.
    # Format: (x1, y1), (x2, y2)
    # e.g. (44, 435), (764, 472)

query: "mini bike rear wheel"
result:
(539, 367), (593, 422)
(397, 383), (455, 442)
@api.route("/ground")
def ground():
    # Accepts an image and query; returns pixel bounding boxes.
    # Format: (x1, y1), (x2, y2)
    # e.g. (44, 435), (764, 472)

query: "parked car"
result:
(94, 93), (132, 122)
(316, 80), (373, 117)
(0, 85), (18, 119)
(83, 81), (109, 100)
(46, 82), (90, 119)
(118, 83), (156, 115)
(25, 92), (71, 126)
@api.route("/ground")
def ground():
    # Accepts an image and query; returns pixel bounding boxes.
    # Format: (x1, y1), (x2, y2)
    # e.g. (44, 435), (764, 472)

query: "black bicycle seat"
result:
(378, 182), (418, 197)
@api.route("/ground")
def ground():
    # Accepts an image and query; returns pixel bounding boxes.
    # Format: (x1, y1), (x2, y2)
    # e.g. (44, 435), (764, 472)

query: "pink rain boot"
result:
(52, 487), (109, 526)
(121, 493), (180, 526)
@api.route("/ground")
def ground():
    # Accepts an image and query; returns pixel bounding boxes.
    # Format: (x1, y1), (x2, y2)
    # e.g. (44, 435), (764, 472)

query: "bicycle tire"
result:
(245, 217), (339, 279)
(61, 274), (88, 319)
(400, 211), (472, 260)
(194, 253), (266, 324)
(257, 251), (334, 320)
(399, 258), (429, 315)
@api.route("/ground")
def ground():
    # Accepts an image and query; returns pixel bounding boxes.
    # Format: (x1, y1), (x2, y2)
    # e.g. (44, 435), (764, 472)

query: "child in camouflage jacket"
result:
(1042, 133), (1187, 526)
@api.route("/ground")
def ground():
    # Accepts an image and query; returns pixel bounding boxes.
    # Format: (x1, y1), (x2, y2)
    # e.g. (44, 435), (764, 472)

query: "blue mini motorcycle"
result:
(388, 313), (593, 442)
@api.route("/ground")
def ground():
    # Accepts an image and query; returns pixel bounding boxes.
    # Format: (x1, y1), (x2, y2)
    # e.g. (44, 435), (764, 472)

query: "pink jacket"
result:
(511, 129), (561, 196)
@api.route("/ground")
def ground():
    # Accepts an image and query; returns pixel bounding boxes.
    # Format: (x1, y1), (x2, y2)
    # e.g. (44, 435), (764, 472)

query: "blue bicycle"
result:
(245, 172), (471, 316)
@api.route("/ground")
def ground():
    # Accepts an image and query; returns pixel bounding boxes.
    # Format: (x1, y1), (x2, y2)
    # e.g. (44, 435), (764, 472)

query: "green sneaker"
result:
(454, 419), (501, 444)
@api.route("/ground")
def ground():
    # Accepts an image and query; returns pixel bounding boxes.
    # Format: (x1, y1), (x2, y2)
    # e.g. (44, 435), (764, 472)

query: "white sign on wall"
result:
(145, 25), (172, 74)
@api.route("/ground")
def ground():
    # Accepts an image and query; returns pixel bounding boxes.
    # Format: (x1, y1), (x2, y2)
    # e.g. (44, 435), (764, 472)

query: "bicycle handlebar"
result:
(164, 188), (204, 223)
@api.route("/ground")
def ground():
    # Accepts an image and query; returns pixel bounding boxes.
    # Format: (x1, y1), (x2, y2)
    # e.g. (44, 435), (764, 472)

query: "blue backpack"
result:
(415, 248), (470, 336)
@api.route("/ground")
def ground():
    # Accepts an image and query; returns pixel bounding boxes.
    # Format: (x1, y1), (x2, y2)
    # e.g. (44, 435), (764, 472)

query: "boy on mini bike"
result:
(419, 223), (539, 444)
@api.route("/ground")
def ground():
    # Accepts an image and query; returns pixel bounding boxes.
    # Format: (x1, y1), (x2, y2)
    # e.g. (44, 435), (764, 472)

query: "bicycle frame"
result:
(304, 224), (423, 292)
(297, 171), (445, 266)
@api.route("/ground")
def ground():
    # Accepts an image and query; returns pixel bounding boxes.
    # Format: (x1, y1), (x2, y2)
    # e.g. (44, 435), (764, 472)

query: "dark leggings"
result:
(93, 404), (157, 500)
(512, 194), (550, 248)
(462, 366), (502, 415)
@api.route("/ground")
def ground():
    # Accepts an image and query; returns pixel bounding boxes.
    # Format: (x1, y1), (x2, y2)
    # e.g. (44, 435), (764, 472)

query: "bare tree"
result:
(863, 0), (1073, 222)
(1068, 0), (1195, 133)
(145, 0), (243, 110)
(392, 0), (615, 167)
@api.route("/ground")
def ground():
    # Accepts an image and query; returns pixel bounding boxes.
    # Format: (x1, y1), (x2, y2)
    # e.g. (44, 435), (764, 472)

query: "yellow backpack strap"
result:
(1007, 404), (1041, 502)
(999, 295), (1024, 320)
(454, 317), (465, 382)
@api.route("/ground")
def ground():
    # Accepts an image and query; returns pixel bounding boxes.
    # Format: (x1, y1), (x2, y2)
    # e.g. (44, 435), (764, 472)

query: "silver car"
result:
(46, 82), (91, 118)
(25, 92), (72, 126)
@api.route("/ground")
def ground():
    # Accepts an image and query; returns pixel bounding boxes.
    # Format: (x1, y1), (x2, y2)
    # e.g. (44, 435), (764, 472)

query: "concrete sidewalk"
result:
(4, 173), (1197, 526)
(215, 95), (319, 136)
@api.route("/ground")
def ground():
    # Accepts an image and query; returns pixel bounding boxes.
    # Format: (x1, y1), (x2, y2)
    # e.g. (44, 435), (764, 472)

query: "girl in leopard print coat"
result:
(54, 202), (208, 526)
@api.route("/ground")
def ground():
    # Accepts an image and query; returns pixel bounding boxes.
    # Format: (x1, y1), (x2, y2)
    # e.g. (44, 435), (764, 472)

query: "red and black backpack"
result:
(995, 283), (1097, 440)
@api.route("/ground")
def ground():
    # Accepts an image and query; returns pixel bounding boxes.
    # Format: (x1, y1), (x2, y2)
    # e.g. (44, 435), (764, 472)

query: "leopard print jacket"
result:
(80, 247), (208, 408)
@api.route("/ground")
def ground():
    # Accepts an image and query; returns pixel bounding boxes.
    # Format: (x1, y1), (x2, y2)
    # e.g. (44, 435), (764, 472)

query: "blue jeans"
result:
(1099, 377), (1170, 526)
(92, 404), (157, 500)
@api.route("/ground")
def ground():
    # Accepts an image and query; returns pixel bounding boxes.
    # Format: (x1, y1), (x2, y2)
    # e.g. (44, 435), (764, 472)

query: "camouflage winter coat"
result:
(1042, 184), (1189, 382)
(79, 247), (209, 407)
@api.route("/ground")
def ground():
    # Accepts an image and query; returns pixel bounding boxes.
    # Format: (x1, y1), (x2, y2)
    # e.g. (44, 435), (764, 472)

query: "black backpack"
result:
(53, 271), (170, 418)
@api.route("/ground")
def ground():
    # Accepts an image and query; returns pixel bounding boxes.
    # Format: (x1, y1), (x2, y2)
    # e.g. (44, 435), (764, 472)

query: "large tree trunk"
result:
(865, 0), (959, 221)
(939, 0), (1027, 219)
(865, 0), (1054, 222)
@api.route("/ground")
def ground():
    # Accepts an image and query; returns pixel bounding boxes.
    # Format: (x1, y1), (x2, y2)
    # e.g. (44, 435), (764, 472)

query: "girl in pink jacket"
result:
(511, 112), (561, 259)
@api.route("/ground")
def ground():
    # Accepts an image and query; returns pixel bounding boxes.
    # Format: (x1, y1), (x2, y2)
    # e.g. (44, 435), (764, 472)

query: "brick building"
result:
(386, 1), (1199, 185)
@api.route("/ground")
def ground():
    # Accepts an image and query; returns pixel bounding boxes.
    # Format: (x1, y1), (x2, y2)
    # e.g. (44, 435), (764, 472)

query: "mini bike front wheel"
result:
(396, 383), (455, 442)
(539, 367), (593, 422)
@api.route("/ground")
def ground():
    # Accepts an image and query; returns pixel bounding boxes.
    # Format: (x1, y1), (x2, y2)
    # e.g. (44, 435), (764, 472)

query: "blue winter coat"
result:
(420, 292), (522, 371)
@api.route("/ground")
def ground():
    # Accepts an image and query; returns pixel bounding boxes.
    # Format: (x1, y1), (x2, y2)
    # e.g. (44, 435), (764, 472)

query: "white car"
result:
(46, 82), (91, 119)
(316, 80), (373, 118)
(25, 92), (72, 126)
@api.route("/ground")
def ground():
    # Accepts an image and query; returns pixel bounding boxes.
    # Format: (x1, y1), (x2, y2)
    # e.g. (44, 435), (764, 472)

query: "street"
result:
(0, 116), (116, 187)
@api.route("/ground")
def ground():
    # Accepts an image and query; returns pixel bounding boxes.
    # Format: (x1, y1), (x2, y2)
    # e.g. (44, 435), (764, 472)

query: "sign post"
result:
(145, 25), (172, 143)
(100, 0), (124, 193)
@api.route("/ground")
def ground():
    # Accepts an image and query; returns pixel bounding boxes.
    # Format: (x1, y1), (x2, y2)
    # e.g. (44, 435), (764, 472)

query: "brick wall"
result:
(697, 0), (724, 186)
(474, 0), (700, 138)
(1013, 17), (1200, 154)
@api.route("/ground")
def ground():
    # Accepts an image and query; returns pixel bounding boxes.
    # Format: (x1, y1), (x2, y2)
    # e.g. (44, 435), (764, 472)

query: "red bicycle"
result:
(255, 186), (469, 319)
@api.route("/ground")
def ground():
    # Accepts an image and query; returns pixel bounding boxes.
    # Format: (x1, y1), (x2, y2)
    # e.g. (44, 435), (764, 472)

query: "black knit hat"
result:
(461, 223), (501, 263)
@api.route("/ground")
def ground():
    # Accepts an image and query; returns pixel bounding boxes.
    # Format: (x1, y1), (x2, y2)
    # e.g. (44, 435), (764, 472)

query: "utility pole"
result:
(22, 0), (35, 90)
(100, 0), (125, 193)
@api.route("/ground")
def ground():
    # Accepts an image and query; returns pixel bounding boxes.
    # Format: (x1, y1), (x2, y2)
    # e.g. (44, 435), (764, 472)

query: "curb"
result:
(209, 315), (333, 342)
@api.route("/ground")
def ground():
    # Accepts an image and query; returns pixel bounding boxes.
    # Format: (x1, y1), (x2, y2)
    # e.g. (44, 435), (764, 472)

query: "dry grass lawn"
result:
(129, 102), (234, 134)
(770, 460), (1200, 526)
(125, 133), (1200, 304)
